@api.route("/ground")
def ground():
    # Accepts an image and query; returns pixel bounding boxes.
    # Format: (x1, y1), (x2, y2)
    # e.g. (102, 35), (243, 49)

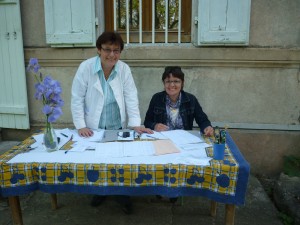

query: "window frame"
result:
(104, 0), (191, 43)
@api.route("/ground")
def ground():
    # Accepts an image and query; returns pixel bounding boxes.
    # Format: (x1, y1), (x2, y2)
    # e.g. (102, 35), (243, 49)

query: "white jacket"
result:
(71, 56), (141, 130)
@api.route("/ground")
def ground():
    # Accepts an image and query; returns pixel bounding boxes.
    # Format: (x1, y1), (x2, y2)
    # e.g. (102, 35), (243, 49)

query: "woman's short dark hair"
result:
(96, 31), (124, 51)
(162, 66), (185, 82)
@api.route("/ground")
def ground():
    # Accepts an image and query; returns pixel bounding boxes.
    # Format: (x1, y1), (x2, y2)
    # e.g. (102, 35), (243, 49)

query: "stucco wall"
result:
(5, 0), (299, 176)
(250, 0), (300, 47)
(133, 65), (300, 127)
(24, 47), (300, 130)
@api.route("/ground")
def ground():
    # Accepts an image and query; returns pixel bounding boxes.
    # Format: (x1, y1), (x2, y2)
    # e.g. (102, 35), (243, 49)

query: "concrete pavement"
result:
(0, 141), (283, 225)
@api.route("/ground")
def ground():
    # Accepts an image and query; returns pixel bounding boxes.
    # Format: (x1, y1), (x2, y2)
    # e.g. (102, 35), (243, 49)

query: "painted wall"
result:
(4, 0), (300, 176)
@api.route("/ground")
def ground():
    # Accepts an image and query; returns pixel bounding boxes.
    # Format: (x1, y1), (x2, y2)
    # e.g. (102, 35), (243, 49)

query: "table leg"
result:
(225, 204), (236, 225)
(50, 194), (58, 210)
(210, 200), (217, 217)
(8, 196), (23, 225)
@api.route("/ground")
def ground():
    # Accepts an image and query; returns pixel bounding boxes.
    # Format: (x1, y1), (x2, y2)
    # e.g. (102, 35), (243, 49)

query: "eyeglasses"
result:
(101, 47), (121, 55)
(164, 80), (182, 85)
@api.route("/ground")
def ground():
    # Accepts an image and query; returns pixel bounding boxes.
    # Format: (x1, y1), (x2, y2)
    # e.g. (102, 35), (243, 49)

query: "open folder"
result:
(152, 139), (180, 155)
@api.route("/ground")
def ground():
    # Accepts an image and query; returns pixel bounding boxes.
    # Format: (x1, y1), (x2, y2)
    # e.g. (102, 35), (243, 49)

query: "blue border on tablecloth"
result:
(225, 133), (250, 205)
(1, 184), (243, 205)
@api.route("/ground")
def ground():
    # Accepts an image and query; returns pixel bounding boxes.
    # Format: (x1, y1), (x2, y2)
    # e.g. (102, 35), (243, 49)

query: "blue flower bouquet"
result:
(27, 58), (64, 152)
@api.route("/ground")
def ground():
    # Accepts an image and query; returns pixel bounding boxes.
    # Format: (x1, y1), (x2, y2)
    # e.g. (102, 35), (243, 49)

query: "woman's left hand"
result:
(133, 126), (154, 134)
(204, 126), (214, 137)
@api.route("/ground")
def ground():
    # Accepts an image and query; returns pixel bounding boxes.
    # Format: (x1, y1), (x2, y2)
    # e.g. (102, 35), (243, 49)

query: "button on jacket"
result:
(71, 56), (141, 130)
(144, 91), (211, 133)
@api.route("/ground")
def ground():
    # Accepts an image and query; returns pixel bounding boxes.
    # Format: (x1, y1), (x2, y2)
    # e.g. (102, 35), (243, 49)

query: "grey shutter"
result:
(195, 0), (251, 46)
(44, 0), (96, 47)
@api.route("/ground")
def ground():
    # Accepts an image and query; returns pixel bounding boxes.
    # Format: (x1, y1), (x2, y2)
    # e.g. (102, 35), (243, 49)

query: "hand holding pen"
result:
(204, 126), (214, 137)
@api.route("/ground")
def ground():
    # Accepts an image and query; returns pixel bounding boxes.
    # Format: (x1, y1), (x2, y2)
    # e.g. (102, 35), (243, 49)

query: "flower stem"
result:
(45, 116), (53, 143)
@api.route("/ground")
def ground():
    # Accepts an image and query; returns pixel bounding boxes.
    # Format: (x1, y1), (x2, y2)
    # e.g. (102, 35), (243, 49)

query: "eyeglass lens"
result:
(165, 80), (181, 85)
(101, 47), (120, 54)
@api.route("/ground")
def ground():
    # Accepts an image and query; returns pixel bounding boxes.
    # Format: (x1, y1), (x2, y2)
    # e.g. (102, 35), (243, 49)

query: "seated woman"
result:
(144, 66), (214, 135)
(144, 66), (214, 203)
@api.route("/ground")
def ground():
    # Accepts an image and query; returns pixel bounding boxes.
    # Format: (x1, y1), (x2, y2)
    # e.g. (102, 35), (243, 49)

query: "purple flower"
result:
(34, 83), (45, 100)
(48, 107), (62, 122)
(57, 99), (64, 107)
(27, 58), (64, 123)
(53, 106), (63, 116)
(27, 58), (41, 73)
(53, 84), (62, 95)
(45, 88), (54, 100)
(29, 58), (38, 65)
(43, 76), (52, 85)
(42, 105), (52, 115)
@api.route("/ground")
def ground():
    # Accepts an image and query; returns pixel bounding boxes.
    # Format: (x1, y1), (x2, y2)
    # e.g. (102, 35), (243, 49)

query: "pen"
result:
(60, 133), (68, 138)
(24, 146), (37, 152)
(146, 135), (158, 140)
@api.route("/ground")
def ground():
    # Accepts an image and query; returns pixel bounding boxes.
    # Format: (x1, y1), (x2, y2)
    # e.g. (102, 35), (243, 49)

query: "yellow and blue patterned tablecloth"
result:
(0, 133), (250, 205)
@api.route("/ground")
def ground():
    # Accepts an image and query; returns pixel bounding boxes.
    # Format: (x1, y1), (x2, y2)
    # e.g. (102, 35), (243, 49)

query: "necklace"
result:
(169, 106), (179, 126)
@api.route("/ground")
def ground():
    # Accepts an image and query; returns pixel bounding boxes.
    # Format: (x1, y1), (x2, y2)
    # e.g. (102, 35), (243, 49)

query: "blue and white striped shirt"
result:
(95, 58), (122, 129)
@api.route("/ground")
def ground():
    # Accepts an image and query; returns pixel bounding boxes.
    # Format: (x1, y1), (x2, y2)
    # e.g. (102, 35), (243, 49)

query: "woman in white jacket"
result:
(71, 31), (151, 137)
(71, 31), (152, 214)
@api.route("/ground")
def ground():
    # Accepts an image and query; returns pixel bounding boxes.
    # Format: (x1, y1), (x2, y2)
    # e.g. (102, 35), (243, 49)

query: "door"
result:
(0, 0), (30, 129)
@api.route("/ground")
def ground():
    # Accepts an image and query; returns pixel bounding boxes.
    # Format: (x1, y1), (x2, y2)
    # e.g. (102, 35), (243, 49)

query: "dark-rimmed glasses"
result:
(164, 80), (182, 85)
(101, 47), (121, 55)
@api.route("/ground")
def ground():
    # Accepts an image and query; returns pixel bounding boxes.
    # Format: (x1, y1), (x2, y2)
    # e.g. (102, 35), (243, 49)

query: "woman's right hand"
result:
(78, 127), (94, 137)
(154, 123), (169, 132)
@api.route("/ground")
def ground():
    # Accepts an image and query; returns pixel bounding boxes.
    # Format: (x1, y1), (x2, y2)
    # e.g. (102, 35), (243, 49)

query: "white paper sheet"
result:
(140, 131), (168, 140)
(160, 130), (204, 145)
(7, 148), (212, 166)
(178, 142), (211, 152)
(95, 141), (155, 158)
(7, 130), (212, 166)
(70, 129), (105, 142)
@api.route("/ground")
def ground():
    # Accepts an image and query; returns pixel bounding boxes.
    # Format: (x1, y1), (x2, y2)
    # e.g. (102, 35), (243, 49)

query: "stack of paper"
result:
(67, 129), (105, 152)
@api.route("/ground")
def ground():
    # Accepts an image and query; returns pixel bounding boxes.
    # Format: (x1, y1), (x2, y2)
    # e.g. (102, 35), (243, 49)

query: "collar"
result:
(93, 56), (118, 75)
(163, 90), (189, 103)
(166, 93), (182, 108)
(179, 91), (190, 103)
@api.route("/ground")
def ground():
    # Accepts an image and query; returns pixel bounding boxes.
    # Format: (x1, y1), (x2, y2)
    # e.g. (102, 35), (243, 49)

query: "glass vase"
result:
(43, 122), (58, 152)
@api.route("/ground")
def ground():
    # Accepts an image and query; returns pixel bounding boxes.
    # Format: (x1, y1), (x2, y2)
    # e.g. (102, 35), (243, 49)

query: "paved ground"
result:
(0, 141), (283, 225)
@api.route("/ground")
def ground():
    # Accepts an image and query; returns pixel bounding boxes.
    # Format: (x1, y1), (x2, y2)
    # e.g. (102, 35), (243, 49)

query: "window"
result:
(104, 0), (191, 43)
(43, 0), (251, 47)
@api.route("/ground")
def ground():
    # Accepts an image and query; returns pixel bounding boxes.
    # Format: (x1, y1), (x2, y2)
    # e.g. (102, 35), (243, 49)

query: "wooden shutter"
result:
(195, 0), (251, 46)
(0, 0), (30, 129)
(44, 0), (96, 47)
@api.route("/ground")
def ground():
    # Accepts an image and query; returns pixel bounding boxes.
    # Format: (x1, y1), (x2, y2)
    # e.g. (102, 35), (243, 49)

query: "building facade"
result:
(1, 0), (300, 176)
